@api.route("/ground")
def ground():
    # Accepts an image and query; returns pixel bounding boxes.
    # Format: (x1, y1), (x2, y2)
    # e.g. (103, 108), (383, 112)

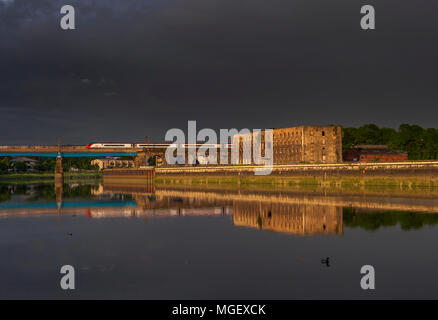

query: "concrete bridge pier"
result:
(134, 152), (148, 168)
(55, 154), (63, 182)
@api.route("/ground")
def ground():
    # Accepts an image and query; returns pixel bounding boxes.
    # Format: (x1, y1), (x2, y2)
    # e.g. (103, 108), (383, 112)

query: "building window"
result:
(322, 131), (325, 136)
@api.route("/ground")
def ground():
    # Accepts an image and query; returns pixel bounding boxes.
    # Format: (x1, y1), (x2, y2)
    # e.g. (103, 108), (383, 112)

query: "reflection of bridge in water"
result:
(3, 182), (438, 235)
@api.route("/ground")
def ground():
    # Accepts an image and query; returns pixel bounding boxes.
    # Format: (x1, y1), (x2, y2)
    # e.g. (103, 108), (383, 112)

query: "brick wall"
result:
(233, 125), (343, 165)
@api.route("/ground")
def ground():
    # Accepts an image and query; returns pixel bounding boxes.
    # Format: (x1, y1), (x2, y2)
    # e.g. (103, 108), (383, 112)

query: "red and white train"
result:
(85, 142), (232, 149)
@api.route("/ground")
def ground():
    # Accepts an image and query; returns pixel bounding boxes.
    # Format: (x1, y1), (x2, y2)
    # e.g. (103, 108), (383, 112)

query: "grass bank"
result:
(154, 175), (438, 188)
(153, 175), (438, 200)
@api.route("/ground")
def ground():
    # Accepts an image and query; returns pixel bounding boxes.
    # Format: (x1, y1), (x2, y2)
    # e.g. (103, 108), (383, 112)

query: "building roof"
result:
(351, 145), (407, 155)
(10, 157), (39, 163)
(354, 145), (389, 149)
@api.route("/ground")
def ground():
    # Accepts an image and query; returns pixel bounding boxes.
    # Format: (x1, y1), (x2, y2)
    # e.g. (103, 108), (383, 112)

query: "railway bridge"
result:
(0, 145), (167, 180)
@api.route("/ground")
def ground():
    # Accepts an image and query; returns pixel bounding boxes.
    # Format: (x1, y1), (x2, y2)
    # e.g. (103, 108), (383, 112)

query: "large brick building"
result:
(233, 125), (343, 165)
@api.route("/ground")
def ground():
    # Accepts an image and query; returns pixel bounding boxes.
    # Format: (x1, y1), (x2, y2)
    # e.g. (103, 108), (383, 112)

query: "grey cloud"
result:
(0, 0), (437, 144)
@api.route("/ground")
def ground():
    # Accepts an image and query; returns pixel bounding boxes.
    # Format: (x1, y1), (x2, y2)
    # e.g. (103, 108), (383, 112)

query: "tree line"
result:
(342, 124), (438, 160)
(0, 157), (99, 173)
(343, 207), (438, 231)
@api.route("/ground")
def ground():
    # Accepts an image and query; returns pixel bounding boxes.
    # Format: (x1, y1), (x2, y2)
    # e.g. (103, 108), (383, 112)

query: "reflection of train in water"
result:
(85, 142), (232, 149)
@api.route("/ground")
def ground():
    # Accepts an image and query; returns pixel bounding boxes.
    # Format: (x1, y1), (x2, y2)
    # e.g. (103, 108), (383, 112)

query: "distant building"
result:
(233, 125), (343, 164)
(10, 157), (38, 164)
(10, 157), (39, 172)
(343, 145), (408, 162)
(91, 158), (134, 170)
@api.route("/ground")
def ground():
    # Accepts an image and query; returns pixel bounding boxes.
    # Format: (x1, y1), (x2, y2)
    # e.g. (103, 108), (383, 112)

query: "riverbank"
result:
(0, 172), (102, 184)
(154, 175), (438, 188)
(154, 161), (438, 188)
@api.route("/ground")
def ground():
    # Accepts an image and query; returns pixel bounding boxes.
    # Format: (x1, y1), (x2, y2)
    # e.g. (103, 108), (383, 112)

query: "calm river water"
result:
(1, 182), (437, 299)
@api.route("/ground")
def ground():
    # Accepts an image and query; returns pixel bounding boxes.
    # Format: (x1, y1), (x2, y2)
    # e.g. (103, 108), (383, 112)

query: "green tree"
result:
(148, 156), (156, 166)
(13, 161), (28, 173)
(35, 158), (56, 172)
(342, 124), (438, 160)
(0, 158), (11, 173)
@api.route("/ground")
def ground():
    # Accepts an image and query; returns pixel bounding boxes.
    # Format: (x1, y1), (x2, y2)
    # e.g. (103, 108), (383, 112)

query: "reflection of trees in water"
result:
(27, 185), (56, 201)
(0, 184), (29, 202)
(343, 207), (438, 231)
(29, 184), (99, 201)
(62, 185), (95, 199)
(0, 183), (105, 202)
(0, 185), (12, 202)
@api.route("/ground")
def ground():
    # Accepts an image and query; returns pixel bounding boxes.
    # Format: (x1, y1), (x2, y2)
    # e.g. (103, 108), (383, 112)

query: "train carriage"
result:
(86, 142), (232, 149)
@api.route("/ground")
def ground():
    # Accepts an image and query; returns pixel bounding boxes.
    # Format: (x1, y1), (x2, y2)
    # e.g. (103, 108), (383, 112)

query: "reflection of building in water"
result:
(233, 201), (343, 235)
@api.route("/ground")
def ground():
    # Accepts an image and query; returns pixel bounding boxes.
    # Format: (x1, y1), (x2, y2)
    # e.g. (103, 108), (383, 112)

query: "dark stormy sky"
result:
(0, 0), (437, 145)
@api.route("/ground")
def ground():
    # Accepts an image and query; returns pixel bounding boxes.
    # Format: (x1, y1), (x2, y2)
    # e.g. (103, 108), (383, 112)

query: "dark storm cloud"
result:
(0, 0), (437, 144)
